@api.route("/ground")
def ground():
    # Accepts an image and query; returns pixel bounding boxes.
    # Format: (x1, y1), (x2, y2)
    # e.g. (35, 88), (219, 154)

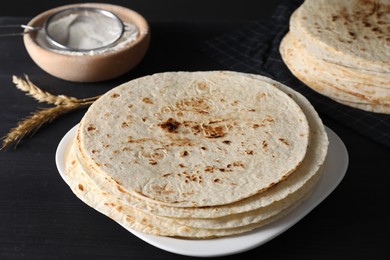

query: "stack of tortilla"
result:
(280, 0), (390, 114)
(64, 71), (328, 238)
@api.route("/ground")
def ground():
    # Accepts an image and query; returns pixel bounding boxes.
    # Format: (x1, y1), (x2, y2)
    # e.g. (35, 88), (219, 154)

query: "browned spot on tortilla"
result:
(78, 184), (84, 191)
(222, 140), (231, 145)
(202, 124), (226, 138)
(191, 125), (201, 134)
(205, 166), (214, 172)
(142, 97), (154, 104)
(176, 97), (212, 115)
(279, 138), (290, 145)
(149, 159), (158, 165)
(126, 215), (135, 222)
(111, 93), (120, 98)
(159, 118), (180, 133)
(180, 151), (189, 157)
(233, 161), (245, 168)
(256, 92), (266, 99)
(87, 124), (96, 131)
(197, 81), (208, 90)
(117, 185), (126, 193)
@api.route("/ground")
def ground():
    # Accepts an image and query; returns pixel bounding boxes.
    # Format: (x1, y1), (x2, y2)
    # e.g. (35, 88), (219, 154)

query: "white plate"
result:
(55, 125), (348, 257)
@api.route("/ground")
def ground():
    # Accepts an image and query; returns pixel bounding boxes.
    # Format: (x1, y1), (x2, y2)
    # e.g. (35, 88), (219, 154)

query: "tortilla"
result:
(67, 141), (322, 230)
(280, 0), (390, 114)
(77, 71), (311, 207)
(64, 71), (328, 238)
(66, 149), (313, 238)
(280, 32), (390, 109)
(289, 0), (390, 73)
(69, 71), (328, 219)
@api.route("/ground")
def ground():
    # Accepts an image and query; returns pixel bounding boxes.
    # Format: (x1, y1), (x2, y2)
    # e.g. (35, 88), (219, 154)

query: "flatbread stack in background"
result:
(64, 71), (328, 238)
(280, 0), (390, 114)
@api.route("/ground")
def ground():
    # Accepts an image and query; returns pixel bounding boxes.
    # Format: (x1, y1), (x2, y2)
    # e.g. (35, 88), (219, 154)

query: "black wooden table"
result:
(0, 1), (389, 259)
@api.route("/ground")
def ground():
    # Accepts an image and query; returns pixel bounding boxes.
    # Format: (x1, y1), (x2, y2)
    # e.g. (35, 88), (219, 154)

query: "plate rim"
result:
(55, 124), (348, 257)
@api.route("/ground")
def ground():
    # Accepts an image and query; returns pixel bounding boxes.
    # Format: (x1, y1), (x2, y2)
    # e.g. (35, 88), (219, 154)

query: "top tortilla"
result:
(77, 71), (310, 207)
(290, 0), (390, 73)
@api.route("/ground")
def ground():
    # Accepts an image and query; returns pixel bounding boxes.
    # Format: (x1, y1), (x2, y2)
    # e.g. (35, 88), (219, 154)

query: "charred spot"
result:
(213, 178), (221, 183)
(180, 150), (189, 157)
(372, 27), (383, 33)
(111, 93), (120, 98)
(87, 124), (96, 131)
(222, 140), (231, 145)
(159, 118), (180, 133)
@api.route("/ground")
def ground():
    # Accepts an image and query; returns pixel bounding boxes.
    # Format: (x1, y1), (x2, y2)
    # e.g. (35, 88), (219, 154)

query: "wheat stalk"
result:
(1, 75), (101, 150)
(12, 75), (80, 105)
(1, 104), (79, 149)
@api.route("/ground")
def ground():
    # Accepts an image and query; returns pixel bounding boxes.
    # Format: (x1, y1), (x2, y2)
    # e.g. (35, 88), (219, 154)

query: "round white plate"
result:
(55, 125), (348, 257)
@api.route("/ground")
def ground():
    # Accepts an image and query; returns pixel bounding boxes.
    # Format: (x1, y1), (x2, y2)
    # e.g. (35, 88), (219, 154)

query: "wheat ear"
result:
(1, 104), (79, 149)
(1, 76), (100, 150)
(12, 75), (79, 105)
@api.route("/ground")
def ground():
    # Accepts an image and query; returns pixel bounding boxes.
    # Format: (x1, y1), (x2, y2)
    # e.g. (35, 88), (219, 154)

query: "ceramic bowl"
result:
(23, 3), (150, 82)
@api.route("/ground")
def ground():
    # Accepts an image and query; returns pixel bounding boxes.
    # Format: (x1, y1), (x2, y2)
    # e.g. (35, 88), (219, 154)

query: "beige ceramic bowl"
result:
(23, 3), (150, 82)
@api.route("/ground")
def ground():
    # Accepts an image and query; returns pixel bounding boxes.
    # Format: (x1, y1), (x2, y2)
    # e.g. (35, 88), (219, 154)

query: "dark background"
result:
(0, 0), (281, 21)
(0, 1), (389, 259)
